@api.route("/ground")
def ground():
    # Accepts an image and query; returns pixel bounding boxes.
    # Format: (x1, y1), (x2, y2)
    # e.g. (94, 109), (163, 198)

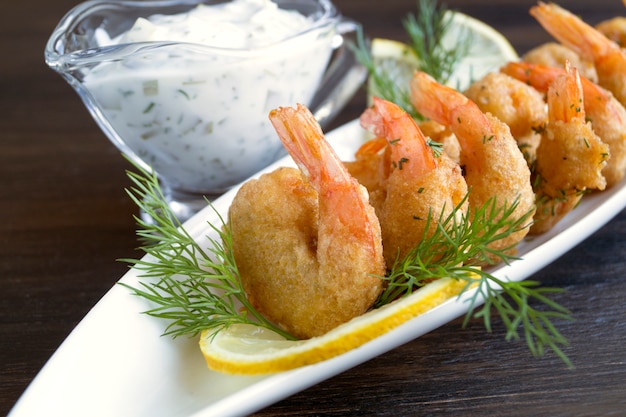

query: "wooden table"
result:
(2, 0), (625, 415)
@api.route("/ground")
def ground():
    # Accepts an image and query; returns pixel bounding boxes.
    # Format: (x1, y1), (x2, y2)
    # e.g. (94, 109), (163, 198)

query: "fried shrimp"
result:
(343, 136), (389, 198)
(522, 42), (598, 83)
(596, 16), (626, 48)
(410, 71), (535, 259)
(464, 71), (547, 164)
(531, 2), (626, 108)
(502, 61), (626, 187)
(529, 64), (609, 234)
(354, 97), (468, 263)
(228, 104), (385, 339)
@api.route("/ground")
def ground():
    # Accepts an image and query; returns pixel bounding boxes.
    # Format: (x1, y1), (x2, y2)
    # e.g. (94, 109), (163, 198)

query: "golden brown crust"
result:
(464, 72), (547, 140)
(229, 167), (384, 339)
(523, 42), (598, 83)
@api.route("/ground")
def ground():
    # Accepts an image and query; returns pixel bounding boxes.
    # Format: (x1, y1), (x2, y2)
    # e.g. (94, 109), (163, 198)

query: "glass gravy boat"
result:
(46, 0), (366, 221)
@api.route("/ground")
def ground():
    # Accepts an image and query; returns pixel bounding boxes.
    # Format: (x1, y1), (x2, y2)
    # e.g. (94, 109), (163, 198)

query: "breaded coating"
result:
(229, 105), (385, 339)
(411, 71), (535, 261)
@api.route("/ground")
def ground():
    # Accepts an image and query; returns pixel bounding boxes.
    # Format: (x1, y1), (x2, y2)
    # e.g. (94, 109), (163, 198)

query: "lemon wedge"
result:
(200, 277), (467, 375)
(444, 11), (519, 89)
(368, 38), (421, 102)
(369, 11), (518, 97)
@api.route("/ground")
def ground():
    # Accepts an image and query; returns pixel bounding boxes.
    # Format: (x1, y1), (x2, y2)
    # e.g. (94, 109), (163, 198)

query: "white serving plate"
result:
(9, 119), (626, 417)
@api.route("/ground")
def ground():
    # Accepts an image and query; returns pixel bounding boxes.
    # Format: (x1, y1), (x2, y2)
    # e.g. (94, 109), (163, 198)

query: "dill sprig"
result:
(377, 195), (573, 367)
(118, 158), (296, 341)
(466, 275), (572, 367)
(352, 29), (420, 119)
(352, 0), (471, 120)
(403, 0), (470, 85)
(119, 158), (572, 366)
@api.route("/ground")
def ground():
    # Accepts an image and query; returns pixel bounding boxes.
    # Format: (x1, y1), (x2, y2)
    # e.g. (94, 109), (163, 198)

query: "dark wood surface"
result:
(2, 0), (625, 415)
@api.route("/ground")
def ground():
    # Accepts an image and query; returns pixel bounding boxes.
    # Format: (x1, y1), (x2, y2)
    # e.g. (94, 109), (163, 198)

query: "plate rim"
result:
(10, 118), (626, 417)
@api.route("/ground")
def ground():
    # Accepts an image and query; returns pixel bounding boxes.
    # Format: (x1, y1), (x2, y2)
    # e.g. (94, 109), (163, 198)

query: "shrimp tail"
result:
(360, 96), (437, 177)
(500, 60), (562, 92)
(409, 72), (471, 126)
(354, 136), (388, 158)
(269, 104), (345, 187)
(547, 62), (585, 123)
(530, 2), (615, 61)
(502, 61), (626, 125)
(269, 104), (381, 255)
(410, 71), (496, 152)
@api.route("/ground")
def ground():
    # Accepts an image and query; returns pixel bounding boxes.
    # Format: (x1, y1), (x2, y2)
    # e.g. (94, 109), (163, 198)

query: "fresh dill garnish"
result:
(377, 194), (573, 367)
(177, 89), (191, 100)
(118, 157), (296, 341)
(426, 138), (444, 157)
(466, 275), (572, 367)
(118, 74), (575, 366)
(119, 157), (573, 366)
(403, 0), (470, 85)
(352, 0), (471, 117)
(352, 28), (419, 119)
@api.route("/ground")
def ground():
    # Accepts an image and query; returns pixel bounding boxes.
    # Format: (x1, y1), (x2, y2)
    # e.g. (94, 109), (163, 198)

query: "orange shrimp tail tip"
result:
(547, 66), (586, 123)
(359, 97), (411, 138)
(500, 61), (560, 91)
(269, 104), (347, 187)
(501, 60), (573, 89)
(354, 137), (388, 158)
(530, 2), (617, 59)
(409, 71), (471, 125)
(359, 96), (436, 174)
(502, 61), (611, 104)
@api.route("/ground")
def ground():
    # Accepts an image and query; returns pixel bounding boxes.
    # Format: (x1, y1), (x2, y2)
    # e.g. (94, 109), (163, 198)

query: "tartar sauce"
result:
(84, 0), (334, 193)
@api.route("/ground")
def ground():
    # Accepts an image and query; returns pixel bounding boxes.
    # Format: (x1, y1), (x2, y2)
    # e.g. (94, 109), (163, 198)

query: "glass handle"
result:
(309, 19), (367, 129)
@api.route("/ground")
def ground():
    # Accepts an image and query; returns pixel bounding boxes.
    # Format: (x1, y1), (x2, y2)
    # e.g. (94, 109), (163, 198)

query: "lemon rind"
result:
(200, 278), (467, 374)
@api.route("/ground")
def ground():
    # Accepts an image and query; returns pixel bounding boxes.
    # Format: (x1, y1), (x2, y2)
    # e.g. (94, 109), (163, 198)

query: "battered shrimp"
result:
(464, 71), (547, 164)
(502, 61), (626, 187)
(354, 97), (468, 263)
(229, 104), (385, 339)
(410, 71), (535, 259)
(531, 2), (626, 107)
(343, 136), (389, 197)
(530, 64), (609, 234)
(522, 42), (598, 83)
(596, 17), (626, 48)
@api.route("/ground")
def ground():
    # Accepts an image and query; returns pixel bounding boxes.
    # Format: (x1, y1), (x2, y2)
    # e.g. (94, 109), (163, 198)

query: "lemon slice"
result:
(200, 277), (467, 375)
(368, 38), (421, 102)
(444, 11), (519, 89)
(369, 11), (518, 96)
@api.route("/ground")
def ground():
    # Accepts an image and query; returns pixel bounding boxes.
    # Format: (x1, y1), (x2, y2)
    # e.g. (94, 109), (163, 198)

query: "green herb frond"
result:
(352, 28), (420, 119)
(426, 138), (444, 157)
(404, 0), (470, 85)
(351, 0), (471, 149)
(119, 158), (572, 365)
(376, 193), (573, 367)
(118, 156), (295, 340)
(465, 275), (573, 368)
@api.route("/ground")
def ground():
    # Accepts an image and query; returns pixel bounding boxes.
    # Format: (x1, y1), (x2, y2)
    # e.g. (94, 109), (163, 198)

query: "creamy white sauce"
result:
(113, 0), (309, 48)
(84, 0), (334, 193)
